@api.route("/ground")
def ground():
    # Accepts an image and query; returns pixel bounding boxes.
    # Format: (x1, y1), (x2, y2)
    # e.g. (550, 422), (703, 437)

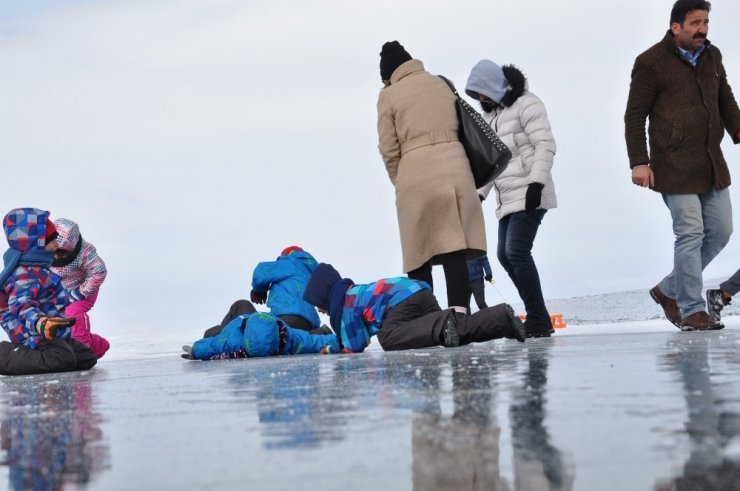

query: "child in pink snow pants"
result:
(51, 218), (110, 358)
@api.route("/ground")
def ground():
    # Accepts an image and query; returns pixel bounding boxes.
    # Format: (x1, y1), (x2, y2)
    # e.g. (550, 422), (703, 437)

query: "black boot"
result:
(504, 305), (526, 342)
(458, 303), (525, 344)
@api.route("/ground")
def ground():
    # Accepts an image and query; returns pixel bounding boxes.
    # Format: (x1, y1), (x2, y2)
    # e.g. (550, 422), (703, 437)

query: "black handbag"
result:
(439, 75), (511, 188)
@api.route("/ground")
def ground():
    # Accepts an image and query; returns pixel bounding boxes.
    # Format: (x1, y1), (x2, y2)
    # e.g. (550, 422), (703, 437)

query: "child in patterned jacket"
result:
(50, 218), (110, 358)
(0, 208), (97, 375)
(302, 263), (525, 353)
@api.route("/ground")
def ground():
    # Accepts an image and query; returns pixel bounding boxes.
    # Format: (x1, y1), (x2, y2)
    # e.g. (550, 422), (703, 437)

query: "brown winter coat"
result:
(377, 59), (486, 272)
(625, 32), (740, 194)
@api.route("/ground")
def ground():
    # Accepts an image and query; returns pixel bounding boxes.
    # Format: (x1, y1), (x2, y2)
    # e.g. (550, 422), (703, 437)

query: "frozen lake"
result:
(1, 316), (739, 490)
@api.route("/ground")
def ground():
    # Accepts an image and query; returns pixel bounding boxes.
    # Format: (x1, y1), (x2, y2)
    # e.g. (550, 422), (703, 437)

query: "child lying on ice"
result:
(302, 263), (525, 353)
(182, 311), (339, 360)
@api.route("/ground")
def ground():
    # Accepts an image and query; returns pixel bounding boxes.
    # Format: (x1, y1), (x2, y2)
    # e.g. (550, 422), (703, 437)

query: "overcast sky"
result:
(1, 0), (739, 337)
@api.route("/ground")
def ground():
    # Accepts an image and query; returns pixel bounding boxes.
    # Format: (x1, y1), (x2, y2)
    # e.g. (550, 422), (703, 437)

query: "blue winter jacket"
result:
(191, 312), (338, 360)
(251, 251), (321, 329)
(467, 256), (492, 282)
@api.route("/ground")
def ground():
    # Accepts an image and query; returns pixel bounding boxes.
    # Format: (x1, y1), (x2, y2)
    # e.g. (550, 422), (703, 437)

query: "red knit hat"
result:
(281, 245), (303, 256)
(45, 218), (58, 242)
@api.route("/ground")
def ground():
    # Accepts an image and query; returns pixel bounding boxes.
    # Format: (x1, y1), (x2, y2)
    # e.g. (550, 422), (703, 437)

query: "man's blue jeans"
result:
(660, 188), (733, 318)
(497, 209), (550, 327)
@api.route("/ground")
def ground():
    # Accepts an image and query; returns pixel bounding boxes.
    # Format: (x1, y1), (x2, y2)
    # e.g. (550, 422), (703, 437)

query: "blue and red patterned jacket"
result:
(336, 277), (431, 353)
(1, 208), (71, 348)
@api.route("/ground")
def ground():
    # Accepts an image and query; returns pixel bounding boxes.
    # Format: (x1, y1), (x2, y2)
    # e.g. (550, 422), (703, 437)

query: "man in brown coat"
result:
(625, 0), (740, 331)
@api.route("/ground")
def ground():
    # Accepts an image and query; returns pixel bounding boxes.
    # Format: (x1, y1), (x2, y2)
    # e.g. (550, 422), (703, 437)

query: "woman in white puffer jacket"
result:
(465, 60), (557, 338)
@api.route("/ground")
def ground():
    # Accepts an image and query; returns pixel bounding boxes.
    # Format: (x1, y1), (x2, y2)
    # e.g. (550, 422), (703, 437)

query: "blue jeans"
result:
(660, 188), (733, 318)
(497, 210), (550, 326)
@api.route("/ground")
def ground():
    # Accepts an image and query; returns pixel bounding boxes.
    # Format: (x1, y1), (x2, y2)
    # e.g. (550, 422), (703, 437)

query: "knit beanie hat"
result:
(45, 218), (58, 243)
(303, 263), (342, 310)
(465, 59), (510, 104)
(281, 245), (303, 256)
(380, 41), (412, 81)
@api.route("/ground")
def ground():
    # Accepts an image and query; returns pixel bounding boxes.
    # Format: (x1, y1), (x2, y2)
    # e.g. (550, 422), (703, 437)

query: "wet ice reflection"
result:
(0, 374), (109, 490)
(655, 334), (740, 490)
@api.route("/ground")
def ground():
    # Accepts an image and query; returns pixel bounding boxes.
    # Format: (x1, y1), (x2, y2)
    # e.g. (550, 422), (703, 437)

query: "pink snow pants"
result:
(65, 290), (110, 359)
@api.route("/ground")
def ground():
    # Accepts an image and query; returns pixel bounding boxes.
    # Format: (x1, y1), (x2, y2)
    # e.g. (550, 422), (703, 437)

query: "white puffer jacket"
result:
(469, 66), (557, 219)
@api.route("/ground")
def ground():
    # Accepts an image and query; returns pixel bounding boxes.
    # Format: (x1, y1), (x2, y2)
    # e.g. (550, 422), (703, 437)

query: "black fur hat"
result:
(380, 41), (412, 81)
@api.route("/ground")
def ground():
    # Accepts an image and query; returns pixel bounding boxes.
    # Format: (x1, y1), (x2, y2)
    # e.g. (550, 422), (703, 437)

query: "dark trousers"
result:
(469, 278), (488, 310)
(408, 250), (470, 309)
(497, 210), (551, 327)
(0, 338), (97, 376)
(376, 290), (514, 351)
(203, 300), (320, 338)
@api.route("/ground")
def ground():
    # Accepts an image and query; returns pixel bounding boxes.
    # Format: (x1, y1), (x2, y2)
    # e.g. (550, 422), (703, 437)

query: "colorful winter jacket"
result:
(335, 277), (431, 353)
(191, 312), (339, 360)
(1, 209), (71, 348)
(251, 250), (321, 328)
(50, 218), (107, 298)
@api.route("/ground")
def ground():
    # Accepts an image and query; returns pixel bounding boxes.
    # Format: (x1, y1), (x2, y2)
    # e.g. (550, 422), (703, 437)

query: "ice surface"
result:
(0, 290), (739, 490)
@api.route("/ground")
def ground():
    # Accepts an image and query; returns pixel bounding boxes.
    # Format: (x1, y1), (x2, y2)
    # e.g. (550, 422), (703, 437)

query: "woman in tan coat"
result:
(377, 41), (486, 311)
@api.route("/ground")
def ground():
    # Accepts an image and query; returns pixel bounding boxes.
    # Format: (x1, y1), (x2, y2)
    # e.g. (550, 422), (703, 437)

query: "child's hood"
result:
(3, 208), (52, 252)
(281, 250), (318, 273)
(53, 218), (81, 252)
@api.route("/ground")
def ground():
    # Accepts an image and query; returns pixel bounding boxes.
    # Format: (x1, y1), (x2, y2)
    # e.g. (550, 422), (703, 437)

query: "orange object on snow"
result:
(516, 313), (567, 329)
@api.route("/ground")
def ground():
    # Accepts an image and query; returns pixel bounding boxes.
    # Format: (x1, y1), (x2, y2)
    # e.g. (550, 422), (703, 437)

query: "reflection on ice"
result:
(0, 373), (109, 490)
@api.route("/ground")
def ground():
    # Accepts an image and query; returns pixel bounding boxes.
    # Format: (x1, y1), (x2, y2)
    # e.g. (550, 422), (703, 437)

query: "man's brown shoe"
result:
(680, 311), (724, 331)
(649, 286), (681, 328)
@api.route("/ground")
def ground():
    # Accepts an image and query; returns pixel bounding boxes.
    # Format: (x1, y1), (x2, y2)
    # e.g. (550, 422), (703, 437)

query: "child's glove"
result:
(250, 289), (267, 305)
(485, 274), (493, 282)
(36, 316), (76, 340)
(69, 288), (86, 302)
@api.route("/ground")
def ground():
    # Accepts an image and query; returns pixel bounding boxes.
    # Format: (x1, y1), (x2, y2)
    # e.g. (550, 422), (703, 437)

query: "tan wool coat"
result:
(377, 59), (486, 273)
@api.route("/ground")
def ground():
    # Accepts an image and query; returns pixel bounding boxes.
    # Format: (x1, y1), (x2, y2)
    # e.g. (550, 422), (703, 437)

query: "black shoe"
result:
(524, 321), (552, 339)
(441, 311), (460, 348)
(504, 305), (526, 342)
(181, 345), (195, 360)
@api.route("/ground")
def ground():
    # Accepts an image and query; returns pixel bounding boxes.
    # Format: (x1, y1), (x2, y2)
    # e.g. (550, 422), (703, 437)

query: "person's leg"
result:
(0, 339), (77, 376)
(500, 210), (551, 327)
(439, 250), (470, 310)
(203, 300), (256, 337)
(497, 214), (514, 279)
(470, 278), (488, 310)
(408, 261), (433, 290)
(277, 314), (313, 331)
(70, 311), (110, 359)
(719, 269), (740, 297)
(67, 339), (98, 371)
(660, 191), (731, 318)
(457, 303), (525, 345)
(376, 290), (449, 350)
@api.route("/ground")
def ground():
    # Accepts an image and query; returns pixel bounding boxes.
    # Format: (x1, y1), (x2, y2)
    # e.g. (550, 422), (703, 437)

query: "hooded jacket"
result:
(50, 218), (107, 298)
(465, 64), (557, 219)
(1, 208), (71, 348)
(251, 250), (321, 329)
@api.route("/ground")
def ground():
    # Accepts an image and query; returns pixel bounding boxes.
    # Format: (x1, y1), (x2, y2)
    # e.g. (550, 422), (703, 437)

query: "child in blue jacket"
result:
(202, 246), (325, 338)
(302, 263), (525, 353)
(0, 208), (97, 376)
(183, 311), (339, 360)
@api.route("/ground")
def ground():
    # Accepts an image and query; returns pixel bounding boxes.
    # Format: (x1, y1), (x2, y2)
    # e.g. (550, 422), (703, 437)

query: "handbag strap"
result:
(438, 75), (459, 97)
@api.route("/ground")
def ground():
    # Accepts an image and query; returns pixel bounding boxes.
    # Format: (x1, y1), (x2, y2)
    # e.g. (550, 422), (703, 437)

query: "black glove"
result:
(525, 183), (544, 212)
(250, 289), (267, 305)
(485, 274), (493, 282)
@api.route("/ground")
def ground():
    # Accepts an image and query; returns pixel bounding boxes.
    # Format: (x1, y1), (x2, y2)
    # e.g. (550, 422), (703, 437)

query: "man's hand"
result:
(631, 165), (654, 188)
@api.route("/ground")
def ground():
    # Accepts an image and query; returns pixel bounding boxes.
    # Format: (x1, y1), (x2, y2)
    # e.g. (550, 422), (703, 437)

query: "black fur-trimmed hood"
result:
(499, 65), (527, 108)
